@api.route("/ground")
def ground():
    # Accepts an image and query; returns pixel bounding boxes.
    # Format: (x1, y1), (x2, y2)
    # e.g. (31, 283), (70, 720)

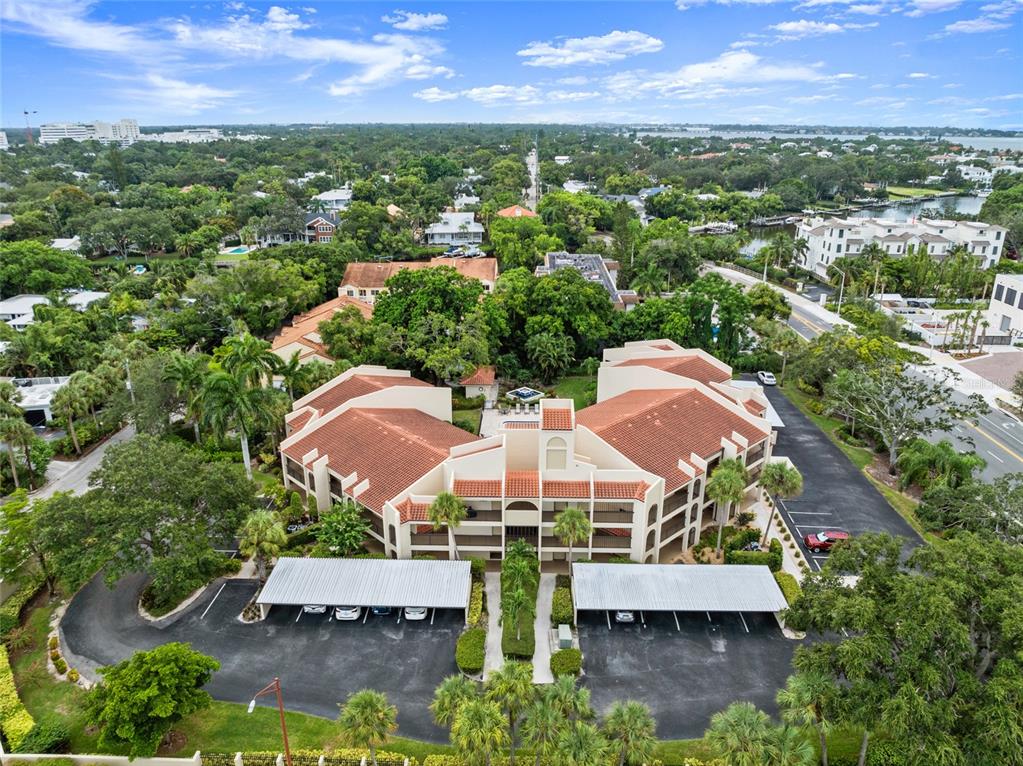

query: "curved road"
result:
(61, 573), (458, 742)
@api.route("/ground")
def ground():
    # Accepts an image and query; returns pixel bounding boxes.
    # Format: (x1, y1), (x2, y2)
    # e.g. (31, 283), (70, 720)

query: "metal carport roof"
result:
(571, 563), (788, 613)
(257, 558), (472, 610)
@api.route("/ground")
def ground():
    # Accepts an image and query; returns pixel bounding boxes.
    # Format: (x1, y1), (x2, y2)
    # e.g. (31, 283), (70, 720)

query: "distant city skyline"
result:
(2, 1), (1021, 128)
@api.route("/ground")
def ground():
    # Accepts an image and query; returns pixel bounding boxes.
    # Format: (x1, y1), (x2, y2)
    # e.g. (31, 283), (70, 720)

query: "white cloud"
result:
(381, 10), (448, 32)
(907, 71), (934, 78)
(413, 86), (459, 102)
(1, 0), (153, 55)
(518, 30), (663, 67)
(935, 0), (1022, 35)
(462, 85), (542, 106)
(769, 19), (844, 38)
(119, 73), (239, 113)
(546, 90), (602, 102)
(847, 4), (885, 14)
(264, 6), (308, 32)
(404, 63), (454, 79)
(556, 75), (591, 85)
(905, 0), (962, 17)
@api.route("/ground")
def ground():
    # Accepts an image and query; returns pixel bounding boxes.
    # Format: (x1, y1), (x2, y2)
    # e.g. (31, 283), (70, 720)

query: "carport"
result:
(257, 558), (473, 623)
(571, 563), (788, 632)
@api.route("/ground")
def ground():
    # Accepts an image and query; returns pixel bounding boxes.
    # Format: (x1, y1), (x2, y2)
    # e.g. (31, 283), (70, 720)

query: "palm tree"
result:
(896, 438), (985, 490)
(705, 458), (749, 554)
(428, 491), (467, 560)
(214, 332), (280, 388)
(603, 700), (657, 766)
(553, 507), (592, 570)
(770, 724), (817, 766)
(199, 368), (265, 480)
(557, 722), (608, 766)
(777, 672), (833, 766)
(430, 675), (477, 728)
(706, 702), (774, 766)
(630, 262), (667, 297)
(239, 510), (287, 584)
(485, 661), (535, 765)
(451, 697), (509, 766)
(521, 695), (564, 766)
(337, 689), (398, 766)
(771, 327), (802, 385)
(164, 351), (208, 441)
(52, 379), (89, 454)
(759, 461), (804, 548)
(548, 675), (593, 722)
(0, 417), (34, 489)
(501, 587), (533, 642)
(68, 370), (103, 427)
(277, 351), (307, 402)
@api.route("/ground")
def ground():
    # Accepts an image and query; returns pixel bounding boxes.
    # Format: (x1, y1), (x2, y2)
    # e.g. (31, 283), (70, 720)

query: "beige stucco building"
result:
(280, 340), (775, 566)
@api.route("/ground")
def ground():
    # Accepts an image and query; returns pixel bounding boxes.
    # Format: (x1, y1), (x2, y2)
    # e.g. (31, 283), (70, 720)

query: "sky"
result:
(1, 0), (1022, 129)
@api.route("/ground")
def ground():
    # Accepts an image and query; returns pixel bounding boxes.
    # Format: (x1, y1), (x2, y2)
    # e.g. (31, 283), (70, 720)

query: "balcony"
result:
(661, 515), (689, 542)
(592, 535), (632, 549)
(412, 533), (503, 548)
(464, 509), (502, 522)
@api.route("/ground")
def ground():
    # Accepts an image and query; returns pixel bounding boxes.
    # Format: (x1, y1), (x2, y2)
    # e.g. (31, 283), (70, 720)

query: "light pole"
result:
(247, 677), (293, 766)
(833, 266), (846, 317)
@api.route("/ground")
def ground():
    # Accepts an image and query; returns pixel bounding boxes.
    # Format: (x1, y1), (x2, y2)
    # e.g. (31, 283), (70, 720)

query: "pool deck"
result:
(479, 408), (541, 438)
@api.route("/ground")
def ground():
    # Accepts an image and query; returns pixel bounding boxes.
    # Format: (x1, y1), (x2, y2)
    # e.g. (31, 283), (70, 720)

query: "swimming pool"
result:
(226, 246), (249, 255)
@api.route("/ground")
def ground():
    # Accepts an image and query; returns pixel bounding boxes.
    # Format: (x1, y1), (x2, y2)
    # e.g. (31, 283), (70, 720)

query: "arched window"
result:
(546, 437), (568, 470)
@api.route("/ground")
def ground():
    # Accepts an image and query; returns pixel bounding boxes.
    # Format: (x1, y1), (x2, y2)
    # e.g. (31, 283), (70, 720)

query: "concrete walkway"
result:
(31, 424), (135, 499)
(532, 573), (556, 684)
(482, 572), (503, 679)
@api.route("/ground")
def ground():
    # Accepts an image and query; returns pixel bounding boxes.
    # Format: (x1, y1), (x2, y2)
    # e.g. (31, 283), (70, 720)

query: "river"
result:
(638, 129), (1023, 152)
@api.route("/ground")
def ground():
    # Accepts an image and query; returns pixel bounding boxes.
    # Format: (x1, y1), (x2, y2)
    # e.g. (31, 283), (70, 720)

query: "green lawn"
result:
(886, 185), (944, 198)
(553, 375), (596, 410)
(452, 408), (482, 434)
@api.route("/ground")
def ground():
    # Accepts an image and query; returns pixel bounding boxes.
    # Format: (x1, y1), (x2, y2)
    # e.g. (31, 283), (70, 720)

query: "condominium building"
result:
(139, 128), (223, 143)
(0, 131), (8, 151)
(271, 295), (373, 366)
(39, 119), (140, 146)
(339, 258), (498, 304)
(279, 340), (775, 566)
(424, 212), (484, 246)
(796, 216), (1008, 280)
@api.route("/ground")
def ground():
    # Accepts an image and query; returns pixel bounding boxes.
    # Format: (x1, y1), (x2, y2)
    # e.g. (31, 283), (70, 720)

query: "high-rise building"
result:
(0, 131), (8, 151)
(39, 119), (140, 146)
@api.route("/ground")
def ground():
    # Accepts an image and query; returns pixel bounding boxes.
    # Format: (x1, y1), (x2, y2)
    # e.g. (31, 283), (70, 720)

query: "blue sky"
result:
(2, 0), (1021, 128)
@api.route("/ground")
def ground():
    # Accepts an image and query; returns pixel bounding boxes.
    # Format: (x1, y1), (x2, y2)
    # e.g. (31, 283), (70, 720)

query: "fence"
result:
(0, 752), (409, 766)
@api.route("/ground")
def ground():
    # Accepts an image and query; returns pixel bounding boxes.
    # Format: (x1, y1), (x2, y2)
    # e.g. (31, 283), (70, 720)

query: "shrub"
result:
(725, 539), (783, 572)
(551, 587), (574, 627)
(866, 741), (910, 766)
(285, 523), (320, 549)
(47, 636), (58, 651)
(67, 668), (79, 683)
(555, 574), (571, 589)
(724, 527), (761, 553)
(549, 648), (582, 677)
(0, 645), (35, 750)
(0, 575), (45, 639)
(773, 572), (801, 605)
(468, 582), (485, 627)
(783, 532), (791, 541)
(53, 658), (67, 675)
(608, 555), (634, 564)
(49, 650), (60, 662)
(466, 557), (486, 582)
(455, 628), (485, 674)
(736, 511), (756, 527)
(140, 552), (240, 616)
(15, 718), (71, 753)
(238, 750), (410, 766)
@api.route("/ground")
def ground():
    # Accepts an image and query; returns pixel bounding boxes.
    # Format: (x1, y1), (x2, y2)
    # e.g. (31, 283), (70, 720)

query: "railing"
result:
(592, 536), (632, 549)
(593, 511), (633, 524)
(661, 516), (688, 541)
(411, 533), (502, 547)
(465, 509), (502, 522)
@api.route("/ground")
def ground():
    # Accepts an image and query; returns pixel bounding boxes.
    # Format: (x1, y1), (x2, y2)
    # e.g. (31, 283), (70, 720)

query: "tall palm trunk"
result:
(67, 414), (81, 454)
(820, 725), (829, 766)
(715, 502), (729, 554)
(239, 429), (253, 480)
(857, 731), (869, 766)
(6, 444), (19, 489)
(22, 441), (35, 489)
(193, 420), (201, 443)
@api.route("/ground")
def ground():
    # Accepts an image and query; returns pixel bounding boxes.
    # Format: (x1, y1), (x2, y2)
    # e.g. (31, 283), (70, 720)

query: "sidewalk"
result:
(909, 346), (1013, 409)
(532, 574), (556, 684)
(750, 493), (807, 582)
(482, 572), (503, 679)
(32, 424), (135, 499)
(710, 264), (853, 329)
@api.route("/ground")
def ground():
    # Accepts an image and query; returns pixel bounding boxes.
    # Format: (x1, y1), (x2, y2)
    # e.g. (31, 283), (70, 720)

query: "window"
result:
(993, 246), (999, 256)
(838, 229), (844, 238)
(997, 231), (1003, 240)
(836, 244), (842, 253)
(1006, 288), (1017, 306)
(996, 285), (1005, 301)
(1018, 292), (1023, 310)
(1002, 316), (1012, 332)
(359, 289), (367, 297)
(347, 289), (355, 297)
(546, 437), (567, 470)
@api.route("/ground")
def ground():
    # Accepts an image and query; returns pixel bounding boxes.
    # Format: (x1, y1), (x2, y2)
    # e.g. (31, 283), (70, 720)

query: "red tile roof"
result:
(453, 478), (502, 497)
(341, 258), (498, 289)
(576, 389), (769, 492)
(283, 407), (478, 514)
(594, 480), (649, 500)
(271, 295), (372, 360)
(505, 470), (539, 497)
(395, 498), (432, 523)
(743, 400), (767, 416)
(615, 355), (731, 385)
(543, 480), (591, 498)
(496, 205), (536, 218)
(303, 374), (431, 416)
(460, 365), (496, 386)
(287, 410), (314, 433)
(542, 407), (573, 430)
(504, 422), (539, 430)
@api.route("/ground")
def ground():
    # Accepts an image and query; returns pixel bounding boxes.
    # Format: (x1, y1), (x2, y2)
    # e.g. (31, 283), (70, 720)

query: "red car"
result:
(803, 530), (850, 553)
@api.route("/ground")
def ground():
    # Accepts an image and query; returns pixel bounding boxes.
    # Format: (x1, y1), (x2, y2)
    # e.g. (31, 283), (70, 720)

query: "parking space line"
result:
(430, 608), (436, 625)
(738, 613), (749, 633)
(200, 583), (226, 620)
(986, 449), (1005, 463)
(362, 609), (369, 624)
(295, 609), (303, 623)
(787, 511), (833, 516)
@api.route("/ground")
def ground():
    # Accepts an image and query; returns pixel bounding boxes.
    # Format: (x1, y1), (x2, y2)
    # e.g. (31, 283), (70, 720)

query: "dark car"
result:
(803, 530), (850, 553)
(371, 606), (393, 616)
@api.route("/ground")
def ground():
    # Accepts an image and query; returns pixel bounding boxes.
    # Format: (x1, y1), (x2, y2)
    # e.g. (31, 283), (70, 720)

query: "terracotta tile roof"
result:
(496, 205), (536, 218)
(504, 422), (539, 430)
(283, 407), (478, 514)
(505, 470), (539, 497)
(652, 344), (675, 351)
(340, 258), (498, 290)
(576, 389), (769, 493)
(743, 400), (767, 416)
(287, 410), (314, 433)
(453, 478), (502, 497)
(542, 407), (573, 430)
(303, 374), (431, 416)
(594, 480), (649, 501)
(543, 480), (590, 498)
(395, 498), (431, 523)
(271, 295), (372, 361)
(460, 365), (496, 386)
(615, 355), (731, 385)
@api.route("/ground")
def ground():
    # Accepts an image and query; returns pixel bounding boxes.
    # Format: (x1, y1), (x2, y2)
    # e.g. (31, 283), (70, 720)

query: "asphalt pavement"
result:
(61, 572), (461, 742)
(762, 386), (921, 570)
(32, 424), (135, 498)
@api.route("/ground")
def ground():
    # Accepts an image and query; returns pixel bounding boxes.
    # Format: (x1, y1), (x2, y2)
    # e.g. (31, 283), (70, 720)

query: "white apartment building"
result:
(279, 340), (775, 566)
(311, 186), (353, 212)
(424, 212), (484, 246)
(0, 131), (9, 151)
(140, 128), (223, 143)
(988, 273), (1023, 342)
(796, 216), (1008, 279)
(39, 119), (140, 146)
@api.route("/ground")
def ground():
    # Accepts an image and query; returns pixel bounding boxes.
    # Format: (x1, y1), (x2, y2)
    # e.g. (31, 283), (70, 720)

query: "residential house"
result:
(0, 291), (109, 331)
(453, 194), (480, 211)
(271, 295), (374, 366)
(495, 205), (536, 218)
(536, 252), (627, 308)
(50, 236), (81, 253)
(987, 273), (1023, 343)
(305, 212), (340, 244)
(311, 186), (353, 212)
(424, 212), (484, 246)
(460, 365), (498, 404)
(279, 340), (774, 565)
(554, 156), (572, 165)
(339, 258), (498, 305)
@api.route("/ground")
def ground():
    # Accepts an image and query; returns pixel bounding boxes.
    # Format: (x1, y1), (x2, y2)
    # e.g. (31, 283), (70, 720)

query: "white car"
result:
(756, 371), (777, 386)
(302, 604), (327, 614)
(614, 610), (635, 624)
(334, 606), (362, 621)
(404, 607), (428, 621)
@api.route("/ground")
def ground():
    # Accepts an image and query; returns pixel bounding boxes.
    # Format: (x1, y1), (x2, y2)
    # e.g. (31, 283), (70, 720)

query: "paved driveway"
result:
(762, 386), (921, 570)
(579, 611), (801, 738)
(61, 573), (460, 742)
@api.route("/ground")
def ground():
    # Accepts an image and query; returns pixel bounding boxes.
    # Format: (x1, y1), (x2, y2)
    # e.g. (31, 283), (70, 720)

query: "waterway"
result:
(638, 129), (1023, 152)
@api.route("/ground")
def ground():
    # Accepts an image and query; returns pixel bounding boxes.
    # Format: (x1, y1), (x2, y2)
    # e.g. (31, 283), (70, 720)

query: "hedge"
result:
(468, 582), (485, 627)
(455, 627), (486, 674)
(0, 574), (45, 639)
(725, 539), (783, 572)
(773, 571), (801, 606)
(551, 587), (574, 627)
(549, 648), (582, 677)
(14, 719), (70, 754)
(231, 750), (413, 766)
(0, 645), (35, 751)
(423, 757), (558, 766)
(466, 557), (486, 582)
(284, 523), (320, 549)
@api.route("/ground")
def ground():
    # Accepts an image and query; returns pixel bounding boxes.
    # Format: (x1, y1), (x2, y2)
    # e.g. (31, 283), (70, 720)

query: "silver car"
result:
(404, 607), (428, 621)
(614, 610), (635, 624)
(302, 604), (327, 614)
(334, 606), (362, 621)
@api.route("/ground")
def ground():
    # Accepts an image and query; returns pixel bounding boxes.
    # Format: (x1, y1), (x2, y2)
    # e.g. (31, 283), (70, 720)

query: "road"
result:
(525, 144), (539, 210)
(32, 424), (135, 498)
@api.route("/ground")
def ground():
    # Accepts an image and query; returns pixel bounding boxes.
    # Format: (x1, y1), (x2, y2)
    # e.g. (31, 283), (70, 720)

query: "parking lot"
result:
(578, 610), (802, 738)
(61, 573), (462, 742)
(761, 385), (921, 570)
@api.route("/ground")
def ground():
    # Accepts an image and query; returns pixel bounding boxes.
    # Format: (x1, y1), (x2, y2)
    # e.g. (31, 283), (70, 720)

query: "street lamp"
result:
(247, 677), (293, 766)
